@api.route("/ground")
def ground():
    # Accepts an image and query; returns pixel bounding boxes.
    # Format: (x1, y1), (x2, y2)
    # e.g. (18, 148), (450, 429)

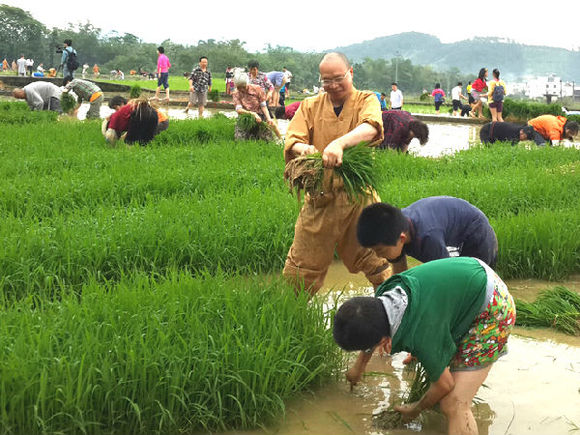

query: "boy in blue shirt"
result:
(357, 196), (498, 275)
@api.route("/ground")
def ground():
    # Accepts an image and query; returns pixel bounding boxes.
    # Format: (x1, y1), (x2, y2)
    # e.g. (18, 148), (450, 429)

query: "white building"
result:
(510, 74), (576, 100)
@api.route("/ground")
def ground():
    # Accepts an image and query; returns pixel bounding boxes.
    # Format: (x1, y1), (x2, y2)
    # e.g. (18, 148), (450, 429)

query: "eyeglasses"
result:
(319, 70), (350, 87)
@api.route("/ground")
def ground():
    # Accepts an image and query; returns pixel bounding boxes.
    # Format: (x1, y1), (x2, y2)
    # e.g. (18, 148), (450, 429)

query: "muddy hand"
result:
(394, 403), (421, 422)
(346, 366), (363, 390)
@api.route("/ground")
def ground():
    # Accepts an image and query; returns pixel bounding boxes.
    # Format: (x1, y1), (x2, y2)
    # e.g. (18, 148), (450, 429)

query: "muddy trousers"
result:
(283, 190), (390, 295)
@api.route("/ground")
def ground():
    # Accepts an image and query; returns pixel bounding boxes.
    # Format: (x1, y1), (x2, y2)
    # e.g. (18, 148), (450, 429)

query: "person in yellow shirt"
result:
(282, 52), (390, 296)
(487, 68), (506, 122)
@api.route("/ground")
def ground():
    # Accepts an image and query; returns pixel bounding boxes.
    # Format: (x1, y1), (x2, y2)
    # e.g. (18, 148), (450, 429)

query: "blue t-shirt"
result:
(375, 92), (387, 110)
(402, 196), (493, 263)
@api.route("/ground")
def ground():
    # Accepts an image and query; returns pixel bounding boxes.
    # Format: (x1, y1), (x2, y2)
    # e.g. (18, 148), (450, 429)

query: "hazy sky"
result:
(6, 0), (580, 52)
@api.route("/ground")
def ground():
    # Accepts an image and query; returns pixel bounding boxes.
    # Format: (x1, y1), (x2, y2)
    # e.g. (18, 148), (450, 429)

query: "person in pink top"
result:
(431, 83), (446, 115)
(155, 46), (171, 101)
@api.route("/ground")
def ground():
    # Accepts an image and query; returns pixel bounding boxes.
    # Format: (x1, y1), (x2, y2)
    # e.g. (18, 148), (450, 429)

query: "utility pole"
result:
(394, 51), (401, 83)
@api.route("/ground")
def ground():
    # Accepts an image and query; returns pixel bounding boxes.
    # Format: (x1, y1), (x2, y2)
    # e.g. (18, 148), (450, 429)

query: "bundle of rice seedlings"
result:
(237, 112), (274, 136)
(129, 84), (142, 99)
(372, 362), (430, 430)
(515, 286), (580, 335)
(60, 92), (77, 114)
(284, 142), (379, 202)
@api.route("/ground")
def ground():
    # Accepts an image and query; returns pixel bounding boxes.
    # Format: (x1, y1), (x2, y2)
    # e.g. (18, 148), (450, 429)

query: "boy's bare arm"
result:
(345, 350), (373, 387)
(395, 367), (455, 420)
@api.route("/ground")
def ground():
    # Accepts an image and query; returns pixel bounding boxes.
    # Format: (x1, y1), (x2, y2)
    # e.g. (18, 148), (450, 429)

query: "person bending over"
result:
(379, 110), (429, 152)
(528, 115), (579, 146)
(334, 257), (515, 435)
(357, 196), (498, 275)
(103, 97), (168, 146)
(479, 122), (545, 145)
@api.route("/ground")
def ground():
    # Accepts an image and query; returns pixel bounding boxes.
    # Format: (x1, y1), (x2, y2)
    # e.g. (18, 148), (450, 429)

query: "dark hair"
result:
(357, 203), (409, 247)
(391, 82), (397, 86)
(564, 120), (579, 136)
(199, 56), (207, 62)
(109, 95), (127, 109)
(381, 92), (386, 97)
(457, 82), (463, 86)
(157, 46), (165, 54)
(409, 120), (429, 145)
(248, 59), (260, 69)
(62, 77), (72, 86)
(274, 106), (286, 119)
(493, 68), (500, 79)
(478, 68), (488, 81)
(435, 83), (441, 88)
(125, 100), (159, 146)
(520, 125), (535, 140)
(333, 297), (390, 351)
(64, 39), (72, 46)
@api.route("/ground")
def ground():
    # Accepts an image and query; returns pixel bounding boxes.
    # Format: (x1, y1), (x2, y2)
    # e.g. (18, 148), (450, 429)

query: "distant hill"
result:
(334, 32), (580, 82)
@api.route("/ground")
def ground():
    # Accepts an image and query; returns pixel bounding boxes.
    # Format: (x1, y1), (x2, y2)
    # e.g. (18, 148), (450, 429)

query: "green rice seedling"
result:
(285, 142), (379, 202)
(236, 112), (275, 137)
(0, 101), (58, 124)
(129, 84), (142, 98)
(0, 272), (341, 434)
(515, 286), (580, 335)
(372, 362), (430, 430)
(60, 92), (77, 114)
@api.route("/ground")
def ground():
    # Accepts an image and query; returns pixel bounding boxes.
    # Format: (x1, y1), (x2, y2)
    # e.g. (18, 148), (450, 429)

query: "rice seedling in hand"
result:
(285, 142), (379, 202)
(60, 92), (77, 114)
(237, 113), (275, 137)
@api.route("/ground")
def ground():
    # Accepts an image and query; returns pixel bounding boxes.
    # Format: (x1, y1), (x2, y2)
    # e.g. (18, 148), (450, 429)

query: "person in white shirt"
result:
(389, 82), (404, 110)
(451, 82), (468, 117)
(282, 67), (293, 98)
(16, 55), (27, 76)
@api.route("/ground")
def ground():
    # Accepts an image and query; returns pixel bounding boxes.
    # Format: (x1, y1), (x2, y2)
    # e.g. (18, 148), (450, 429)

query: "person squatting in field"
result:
(102, 96), (169, 146)
(282, 52), (390, 296)
(333, 257), (516, 435)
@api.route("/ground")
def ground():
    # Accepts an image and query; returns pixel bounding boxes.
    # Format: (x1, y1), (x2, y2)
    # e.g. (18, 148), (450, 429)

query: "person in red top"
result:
(274, 101), (301, 120)
(103, 96), (169, 146)
(470, 68), (488, 119)
(528, 115), (579, 145)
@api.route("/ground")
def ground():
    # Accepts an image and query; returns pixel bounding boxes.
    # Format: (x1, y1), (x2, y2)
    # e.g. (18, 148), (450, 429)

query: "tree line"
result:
(0, 4), (475, 95)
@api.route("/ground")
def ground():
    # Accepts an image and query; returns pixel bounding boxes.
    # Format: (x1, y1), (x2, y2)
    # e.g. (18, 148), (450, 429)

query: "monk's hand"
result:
(323, 140), (344, 168)
(394, 402), (421, 422)
(254, 113), (262, 123)
(300, 144), (317, 156)
(345, 365), (363, 388)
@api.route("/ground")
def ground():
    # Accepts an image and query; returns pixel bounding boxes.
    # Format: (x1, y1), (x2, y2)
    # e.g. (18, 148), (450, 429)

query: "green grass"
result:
(100, 76), (227, 93)
(0, 272), (340, 433)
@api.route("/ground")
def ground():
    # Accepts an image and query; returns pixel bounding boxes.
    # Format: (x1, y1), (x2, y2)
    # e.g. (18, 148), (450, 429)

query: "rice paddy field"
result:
(0, 102), (579, 434)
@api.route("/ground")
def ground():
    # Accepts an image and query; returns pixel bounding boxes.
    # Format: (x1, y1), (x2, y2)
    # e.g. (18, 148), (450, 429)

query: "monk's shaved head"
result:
(320, 52), (350, 69)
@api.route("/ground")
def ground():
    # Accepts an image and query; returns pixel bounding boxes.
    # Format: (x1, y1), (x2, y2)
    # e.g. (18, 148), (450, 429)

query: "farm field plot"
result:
(0, 105), (579, 434)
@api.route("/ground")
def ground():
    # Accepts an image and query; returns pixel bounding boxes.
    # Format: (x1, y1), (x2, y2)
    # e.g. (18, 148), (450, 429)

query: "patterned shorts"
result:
(450, 273), (516, 371)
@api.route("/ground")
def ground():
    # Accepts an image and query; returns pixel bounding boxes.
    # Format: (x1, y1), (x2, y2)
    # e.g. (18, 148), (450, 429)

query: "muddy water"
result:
(233, 261), (580, 435)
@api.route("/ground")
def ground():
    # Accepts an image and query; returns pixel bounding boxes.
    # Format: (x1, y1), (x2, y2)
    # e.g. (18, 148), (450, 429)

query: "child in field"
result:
(431, 83), (446, 114)
(357, 196), (498, 275)
(333, 256), (515, 435)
